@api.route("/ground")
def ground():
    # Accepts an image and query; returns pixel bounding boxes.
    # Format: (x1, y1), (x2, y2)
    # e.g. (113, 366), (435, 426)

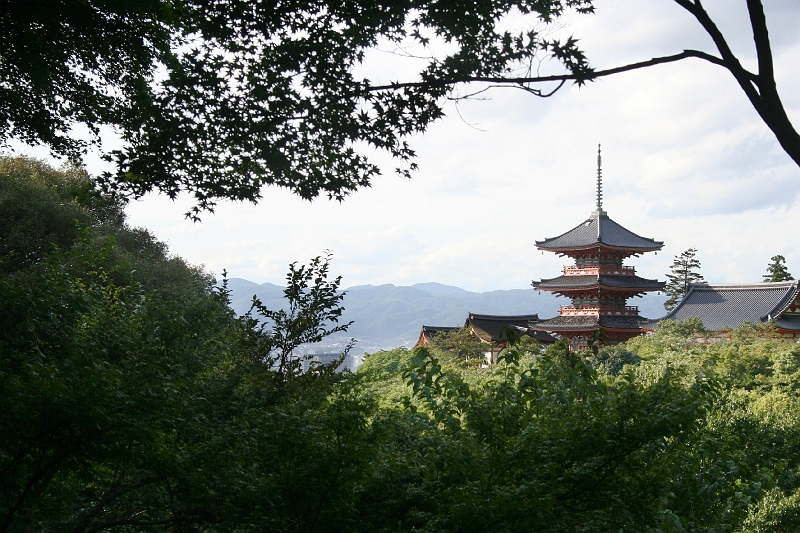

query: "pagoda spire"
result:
(593, 144), (606, 216)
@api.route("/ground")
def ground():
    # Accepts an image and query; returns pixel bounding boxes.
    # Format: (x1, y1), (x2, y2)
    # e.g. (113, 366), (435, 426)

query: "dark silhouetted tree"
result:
(0, 0), (594, 217)
(8, 1), (799, 219)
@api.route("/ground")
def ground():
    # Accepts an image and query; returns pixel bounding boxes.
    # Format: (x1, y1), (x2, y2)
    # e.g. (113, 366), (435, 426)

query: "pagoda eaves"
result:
(530, 145), (664, 349)
(533, 273), (665, 297)
(536, 211), (663, 258)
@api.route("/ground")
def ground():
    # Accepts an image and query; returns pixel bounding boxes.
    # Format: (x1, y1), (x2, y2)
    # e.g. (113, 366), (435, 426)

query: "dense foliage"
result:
(4, 158), (800, 531)
(359, 322), (800, 532)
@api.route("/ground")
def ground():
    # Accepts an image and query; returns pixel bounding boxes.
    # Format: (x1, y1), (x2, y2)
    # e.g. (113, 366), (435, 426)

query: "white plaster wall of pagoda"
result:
(8, 0), (800, 292)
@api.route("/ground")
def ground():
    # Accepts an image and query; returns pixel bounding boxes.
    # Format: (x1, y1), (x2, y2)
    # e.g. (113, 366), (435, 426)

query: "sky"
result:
(12, 0), (800, 292)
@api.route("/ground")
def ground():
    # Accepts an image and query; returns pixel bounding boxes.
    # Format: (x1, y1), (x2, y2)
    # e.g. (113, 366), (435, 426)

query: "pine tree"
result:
(763, 255), (793, 282)
(664, 247), (705, 311)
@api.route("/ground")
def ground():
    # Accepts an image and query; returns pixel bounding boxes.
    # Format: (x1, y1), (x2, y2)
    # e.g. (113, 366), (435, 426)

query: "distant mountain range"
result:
(224, 278), (669, 355)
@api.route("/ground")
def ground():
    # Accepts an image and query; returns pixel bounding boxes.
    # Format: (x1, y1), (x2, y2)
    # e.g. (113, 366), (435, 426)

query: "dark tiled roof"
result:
(421, 325), (459, 335)
(533, 275), (597, 289)
(533, 275), (665, 291)
(531, 315), (644, 331)
(661, 282), (800, 331)
(527, 329), (558, 344)
(413, 325), (459, 348)
(639, 318), (661, 330)
(467, 313), (539, 342)
(601, 316), (649, 329)
(504, 324), (559, 344)
(600, 275), (665, 290)
(536, 213), (663, 251)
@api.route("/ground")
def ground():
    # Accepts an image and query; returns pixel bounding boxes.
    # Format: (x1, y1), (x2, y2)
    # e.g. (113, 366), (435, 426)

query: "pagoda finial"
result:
(593, 144), (606, 216)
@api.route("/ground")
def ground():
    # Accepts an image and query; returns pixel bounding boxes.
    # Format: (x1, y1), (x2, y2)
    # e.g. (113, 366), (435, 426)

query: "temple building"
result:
(413, 313), (556, 363)
(465, 313), (556, 363)
(414, 325), (458, 347)
(656, 281), (800, 340)
(530, 147), (665, 350)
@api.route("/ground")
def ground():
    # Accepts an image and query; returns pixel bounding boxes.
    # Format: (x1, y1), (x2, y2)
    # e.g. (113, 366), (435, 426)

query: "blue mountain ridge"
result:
(223, 278), (669, 354)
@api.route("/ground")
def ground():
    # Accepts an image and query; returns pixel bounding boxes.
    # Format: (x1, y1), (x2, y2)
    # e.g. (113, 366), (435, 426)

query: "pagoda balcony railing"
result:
(563, 265), (636, 276)
(559, 305), (640, 316)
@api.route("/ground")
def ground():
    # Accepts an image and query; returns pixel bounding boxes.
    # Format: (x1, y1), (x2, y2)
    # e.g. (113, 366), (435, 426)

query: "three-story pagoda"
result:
(530, 147), (665, 350)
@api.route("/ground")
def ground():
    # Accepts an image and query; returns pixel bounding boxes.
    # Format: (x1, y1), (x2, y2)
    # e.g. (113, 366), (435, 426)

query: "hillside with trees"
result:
(4, 155), (800, 531)
(356, 319), (800, 532)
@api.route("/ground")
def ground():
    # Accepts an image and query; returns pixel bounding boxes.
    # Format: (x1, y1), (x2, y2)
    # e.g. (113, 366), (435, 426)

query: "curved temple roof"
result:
(420, 325), (459, 335)
(530, 315), (646, 332)
(466, 313), (540, 342)
(532, 274), (665, 291)
(536, 212), (663, 252)
(659, 281), (800, 331)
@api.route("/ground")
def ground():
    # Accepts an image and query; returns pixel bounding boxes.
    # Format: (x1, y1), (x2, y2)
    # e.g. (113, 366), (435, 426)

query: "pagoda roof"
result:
(536, 212), (663, 252)
(658, 281), (800, 331)
(466, 313), (540, 342)
(532, 274), (665, 291)
(530, 315), (646, 331)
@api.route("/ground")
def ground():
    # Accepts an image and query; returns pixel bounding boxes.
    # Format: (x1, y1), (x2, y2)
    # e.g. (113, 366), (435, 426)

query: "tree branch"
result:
(362, 1), (800, 170)
(672, 0), (761, 102)
(672, 0), (800, 169)
(361, 50), (729, 94)
(746, 0), (775, 87)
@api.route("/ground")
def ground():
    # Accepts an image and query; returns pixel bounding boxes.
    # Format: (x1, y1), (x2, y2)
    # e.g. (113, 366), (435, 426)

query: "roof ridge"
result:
(536, 212), (663, 250)
(468, 312), (539, 320)
(763, 282), (800, 320)
(691, 281), (798, 290)
(597, 213), (603, 242)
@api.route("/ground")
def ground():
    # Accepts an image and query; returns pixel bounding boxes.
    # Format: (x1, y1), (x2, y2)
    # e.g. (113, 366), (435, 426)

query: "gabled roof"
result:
(420, 325), (459, 335)
(415, 315), (557, 350)
(413, 325), (459, 348)
(536, 213), (663, 252)
(466, 313), (540, 343)
(533, 274), (664, 291)
(661, 281), (800, 331)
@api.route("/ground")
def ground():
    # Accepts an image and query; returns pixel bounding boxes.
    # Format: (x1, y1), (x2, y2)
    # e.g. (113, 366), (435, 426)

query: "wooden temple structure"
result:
(530, 147), (665, 350)
(654, 281), (800, 340)
(414, 325), (458, 347)
(414, 313), (556, 363)
(465, 313), (556, 363)
(410, 147), (798, 356)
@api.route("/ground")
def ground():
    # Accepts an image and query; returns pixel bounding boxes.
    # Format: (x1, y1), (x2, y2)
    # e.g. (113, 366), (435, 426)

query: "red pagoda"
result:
(530, 147), (665, 350)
